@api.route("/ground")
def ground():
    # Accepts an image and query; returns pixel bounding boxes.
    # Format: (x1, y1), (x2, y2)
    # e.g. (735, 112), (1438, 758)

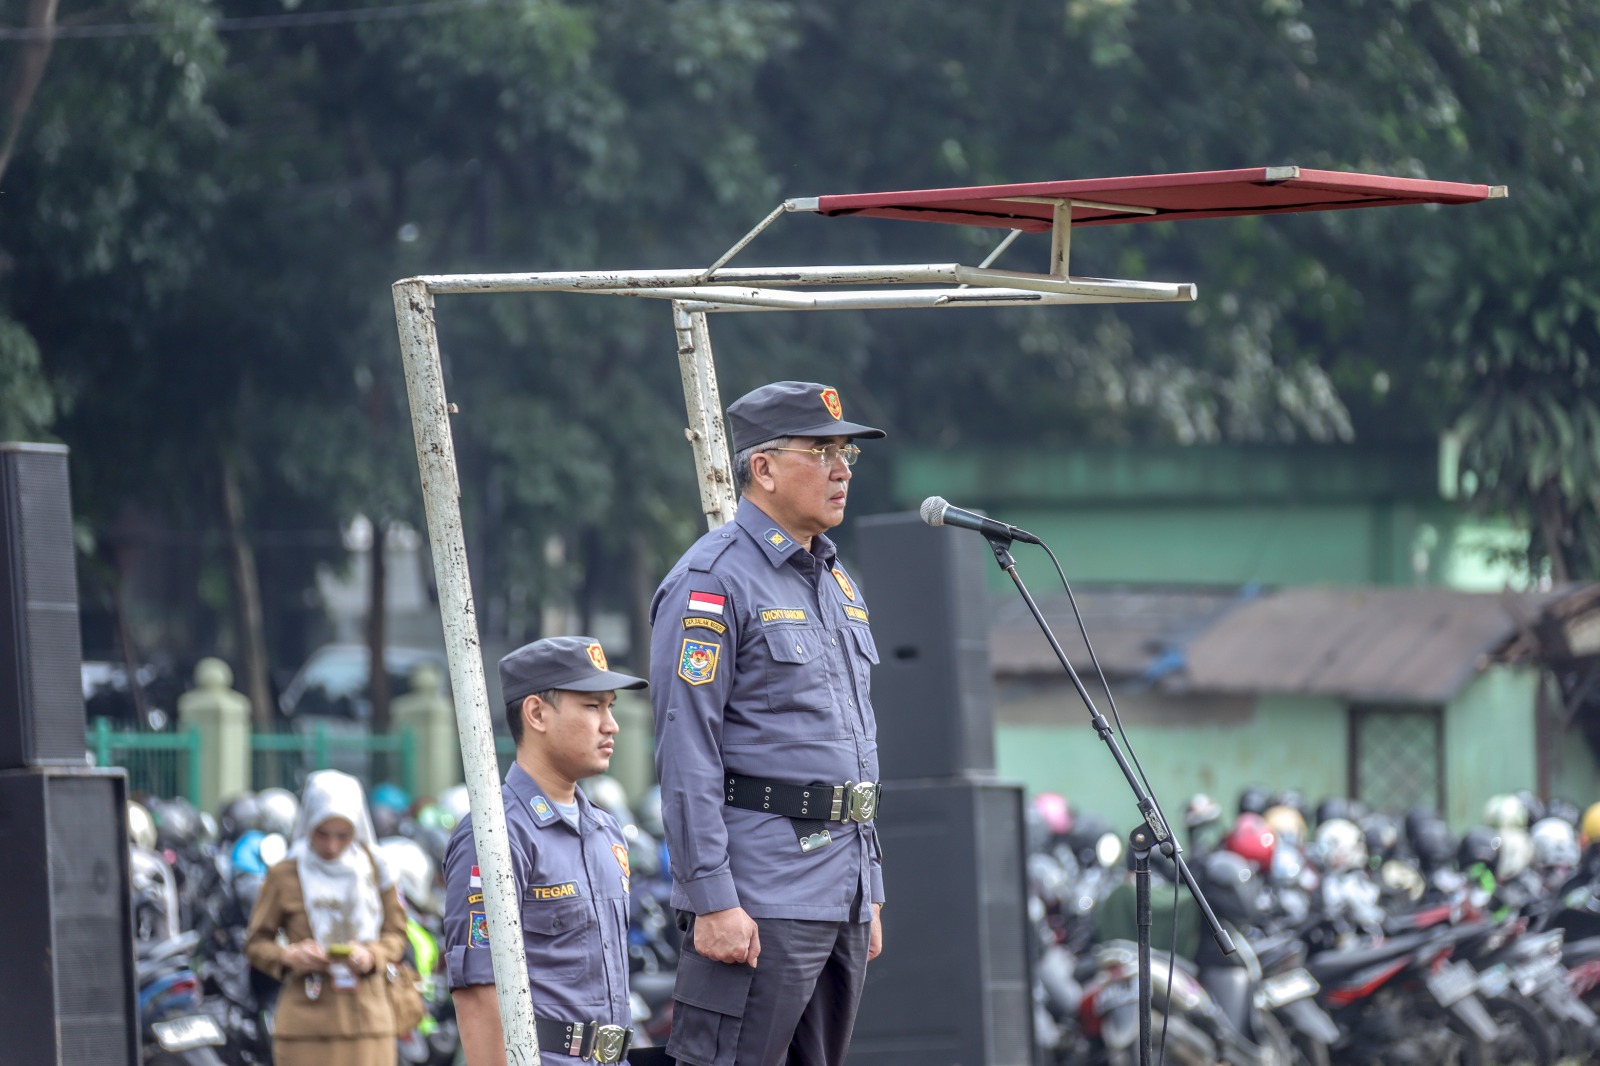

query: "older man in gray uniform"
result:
(443, 636), (645, 1066)
(650, 380), (887, 1066)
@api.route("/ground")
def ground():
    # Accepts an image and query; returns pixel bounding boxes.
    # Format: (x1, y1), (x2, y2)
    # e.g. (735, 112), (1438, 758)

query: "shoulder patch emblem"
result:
(831, 567), (856, 601)
(586, 643), (608, 671)
(759, 606), (809, 626)
(820, 387), (843, 420)
(683, 616), (727, 635)
(679, 638), (720, 685)
(613, 843), (631, 877)
(468, 910), (489, 948)
(763, 528), (791, 550)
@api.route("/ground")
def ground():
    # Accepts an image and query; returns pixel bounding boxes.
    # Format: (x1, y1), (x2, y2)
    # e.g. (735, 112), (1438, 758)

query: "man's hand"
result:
(868, 903), (883, 961)
(692, 906), (762, 967)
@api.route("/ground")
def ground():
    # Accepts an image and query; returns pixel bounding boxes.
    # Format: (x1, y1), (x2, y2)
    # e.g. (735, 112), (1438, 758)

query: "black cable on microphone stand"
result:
(975, 529), (1235, 1066)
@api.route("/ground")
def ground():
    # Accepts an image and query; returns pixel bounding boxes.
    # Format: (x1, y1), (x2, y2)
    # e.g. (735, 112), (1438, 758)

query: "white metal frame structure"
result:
(391, 167), (1502, 1063)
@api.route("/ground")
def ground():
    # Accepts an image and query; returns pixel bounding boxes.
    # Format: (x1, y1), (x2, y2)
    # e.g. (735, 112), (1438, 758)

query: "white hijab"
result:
(289, 770), (394, 946)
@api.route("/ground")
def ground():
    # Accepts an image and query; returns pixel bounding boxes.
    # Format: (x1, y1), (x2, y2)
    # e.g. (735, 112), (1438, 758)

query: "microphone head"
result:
(919, 496), (949, 527)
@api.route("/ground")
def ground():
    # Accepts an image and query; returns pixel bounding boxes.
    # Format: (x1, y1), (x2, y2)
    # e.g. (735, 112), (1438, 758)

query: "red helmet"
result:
(1223, 812), (1277, 869)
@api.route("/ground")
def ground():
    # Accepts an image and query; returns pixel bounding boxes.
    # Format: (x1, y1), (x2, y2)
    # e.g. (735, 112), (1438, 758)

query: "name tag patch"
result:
(683, 616), (727, 635)
(527, 881), (579, 901)
(842, 604), (870, 624)
(679, 638), (720, 685)
(759, 606), (809, 626)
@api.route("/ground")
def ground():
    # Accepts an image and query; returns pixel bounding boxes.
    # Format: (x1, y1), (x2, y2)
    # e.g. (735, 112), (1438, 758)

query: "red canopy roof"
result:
(808, 166), (1505, 231)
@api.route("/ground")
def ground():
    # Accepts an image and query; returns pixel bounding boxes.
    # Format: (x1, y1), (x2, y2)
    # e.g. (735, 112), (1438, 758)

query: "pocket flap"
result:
(673, 950), (756, 1017)
(850, 627), (880, 664)
(763, 629), (823, 665)
(521, 898), (584, 934)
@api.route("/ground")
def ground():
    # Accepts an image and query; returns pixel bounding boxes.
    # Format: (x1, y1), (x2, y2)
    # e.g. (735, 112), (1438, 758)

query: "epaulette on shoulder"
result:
(684, 524), (739, 573)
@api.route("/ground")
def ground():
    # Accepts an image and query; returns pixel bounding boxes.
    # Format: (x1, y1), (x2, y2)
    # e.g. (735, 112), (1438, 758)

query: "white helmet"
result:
(1484, 793), (1529, 830)
(256, 787), (301, 837)
(1496, 827), (1534, 880)
(437, 783), (471, 826)
(127, 801), (157, 851)
(378, 836), (442, 916)
(1530, 817), (1580, 873)
(1314, 818), (1367, 873)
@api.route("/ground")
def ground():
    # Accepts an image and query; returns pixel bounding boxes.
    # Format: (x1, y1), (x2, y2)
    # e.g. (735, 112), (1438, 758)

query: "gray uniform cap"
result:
(726, 380), (886, 453)
(499, 636), (647, 705)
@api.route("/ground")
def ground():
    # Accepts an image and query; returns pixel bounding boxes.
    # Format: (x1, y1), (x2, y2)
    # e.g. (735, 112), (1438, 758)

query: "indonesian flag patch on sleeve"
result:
(687, 590), (726, 616)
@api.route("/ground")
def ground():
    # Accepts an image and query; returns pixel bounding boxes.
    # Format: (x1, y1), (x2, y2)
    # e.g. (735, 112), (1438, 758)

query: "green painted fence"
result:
(88, 717), (202, 804)
(251, 725), (417, 796)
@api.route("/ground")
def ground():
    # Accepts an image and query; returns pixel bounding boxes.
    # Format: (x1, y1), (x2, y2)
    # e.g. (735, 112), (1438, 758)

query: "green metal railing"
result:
(88, 717), (202, 803)
(250, 725), (418, 795)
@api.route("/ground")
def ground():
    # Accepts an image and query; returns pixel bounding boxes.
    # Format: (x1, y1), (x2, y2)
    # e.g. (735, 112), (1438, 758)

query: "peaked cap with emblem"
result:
(726, 380), (886, 453)
(500, 635), (646, 705)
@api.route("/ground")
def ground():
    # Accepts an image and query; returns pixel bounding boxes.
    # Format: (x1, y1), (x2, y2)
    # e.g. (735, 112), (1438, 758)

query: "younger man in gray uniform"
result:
(650, 381), (887, 1066)
(443, 636), (646, 1066)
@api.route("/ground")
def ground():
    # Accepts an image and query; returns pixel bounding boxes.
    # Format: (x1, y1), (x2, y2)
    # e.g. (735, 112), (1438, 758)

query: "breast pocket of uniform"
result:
(520, 897), (593, 981)
(760, 628), (831, 712)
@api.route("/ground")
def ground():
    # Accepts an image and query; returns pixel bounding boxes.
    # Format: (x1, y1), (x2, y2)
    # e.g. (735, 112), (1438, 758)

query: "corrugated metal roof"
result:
(1176, 586), (1563, 703)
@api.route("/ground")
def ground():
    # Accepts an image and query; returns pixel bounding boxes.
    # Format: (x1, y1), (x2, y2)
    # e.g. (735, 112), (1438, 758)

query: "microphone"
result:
(919, 496), (1042, 545)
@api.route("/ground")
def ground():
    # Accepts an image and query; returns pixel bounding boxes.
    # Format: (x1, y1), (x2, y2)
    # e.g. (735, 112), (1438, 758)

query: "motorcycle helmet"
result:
(1223, 813), (1276, 870)
(1496, 827), (1534, 880)
(370, 781), (411, 815)
(217, 792), (261, 842)
(1360, 813), (1401, 865)
(379, 836), (442, 916)
(127, 801), (157, 851)
(371, 803), (406, 840)
(1582, 801), (1600, 846)
(1314, 817), (1367, 873)
(1264, 804), (1308, 848)
(150, 796), (200, 849)
(1483, 793), (1529, 830)
(1032, 792), (1073, 839)
(1545, 796), (1582, 830)
(584, 774), (632, 823)
(1514, 789), (1547, 825)
(231, 829), (269, 877)
(1237, 785), (1271, 817)
(1183, 792), (1221, 830)
(437, 783), (471, 826)
(1408, 815), (1456, 875)
(1201, 849), (1260, 925)
(1530, 817), (1580, 874)
(638, 785), (664, 839)
(1064, 810), (1118, 869)
(1270, 789), (1308, 820)
(255, 786), (300, 838)
(1457, 826), (1499, 871)
(1315, 796), (1355, 827)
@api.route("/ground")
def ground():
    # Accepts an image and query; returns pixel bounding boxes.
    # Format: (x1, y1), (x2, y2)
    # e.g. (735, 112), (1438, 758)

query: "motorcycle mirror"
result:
(259, 832), (288, 866)
(1095, 832), (1123, 869)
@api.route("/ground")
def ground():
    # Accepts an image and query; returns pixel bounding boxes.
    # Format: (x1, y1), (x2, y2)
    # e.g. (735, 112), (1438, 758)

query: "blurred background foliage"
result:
(0, 0), (1596, 700)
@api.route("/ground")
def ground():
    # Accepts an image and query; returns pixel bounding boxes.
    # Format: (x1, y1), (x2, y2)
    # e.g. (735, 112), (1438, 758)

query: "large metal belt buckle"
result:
(848, 781), (879, 823)
(591, 1024), (631, 1064)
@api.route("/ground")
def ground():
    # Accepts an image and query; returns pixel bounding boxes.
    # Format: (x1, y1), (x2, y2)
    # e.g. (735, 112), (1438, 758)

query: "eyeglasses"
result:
(763, 443), (863, 467)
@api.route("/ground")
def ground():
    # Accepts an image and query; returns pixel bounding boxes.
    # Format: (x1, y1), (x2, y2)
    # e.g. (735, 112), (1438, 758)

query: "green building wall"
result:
(1443, 668), (1539, 828)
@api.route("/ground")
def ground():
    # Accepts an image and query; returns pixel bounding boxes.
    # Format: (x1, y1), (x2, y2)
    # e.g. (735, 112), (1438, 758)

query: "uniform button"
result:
(831, 638), (837, 646)
(667, 712), (675, 720)
(794, 642), (802, 654)
(848, 698), (855, 706)
(721, 533), (731, 538)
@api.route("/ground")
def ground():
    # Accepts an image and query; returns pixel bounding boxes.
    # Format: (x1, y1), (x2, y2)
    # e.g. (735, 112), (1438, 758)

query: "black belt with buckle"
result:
(533, 1017), (633, 1063)
(725, 774), (881, 853)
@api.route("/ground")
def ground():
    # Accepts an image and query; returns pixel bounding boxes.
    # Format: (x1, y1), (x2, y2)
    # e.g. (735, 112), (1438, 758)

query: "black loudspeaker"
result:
(0, 443), (86, 769)
(856, 512), (996, 781)
(851, 780), (1034, 1066)
(0, 767), (140, 1065)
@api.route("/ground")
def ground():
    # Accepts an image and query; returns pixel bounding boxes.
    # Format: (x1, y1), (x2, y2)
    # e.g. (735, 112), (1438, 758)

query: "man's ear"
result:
(522, 694), (545, 736)
(750, 451), (778, 493)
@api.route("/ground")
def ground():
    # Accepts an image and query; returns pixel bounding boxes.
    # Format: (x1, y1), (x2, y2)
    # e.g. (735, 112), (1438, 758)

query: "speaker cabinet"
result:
(851, 780), (1034, 1066)
(0, 443), (86, 768)
(856, 512), (996, 781)
(0, 767), (139, 1065)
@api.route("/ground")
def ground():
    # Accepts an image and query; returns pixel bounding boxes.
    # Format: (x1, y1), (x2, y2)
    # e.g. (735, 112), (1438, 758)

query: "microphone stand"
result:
(980, 533), (1234, 1066)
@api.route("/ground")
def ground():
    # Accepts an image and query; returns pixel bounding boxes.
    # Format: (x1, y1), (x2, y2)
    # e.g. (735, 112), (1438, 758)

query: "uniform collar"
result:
(505, 762), (589, 831)
(736, 497), (837, 569)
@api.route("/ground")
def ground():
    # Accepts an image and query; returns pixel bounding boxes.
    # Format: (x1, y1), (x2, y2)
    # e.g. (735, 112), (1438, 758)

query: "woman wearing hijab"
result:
(245, 770), (408, 1066)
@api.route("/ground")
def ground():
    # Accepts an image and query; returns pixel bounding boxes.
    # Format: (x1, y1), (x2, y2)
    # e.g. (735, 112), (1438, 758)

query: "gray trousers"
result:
(668, 912), (871, 1066)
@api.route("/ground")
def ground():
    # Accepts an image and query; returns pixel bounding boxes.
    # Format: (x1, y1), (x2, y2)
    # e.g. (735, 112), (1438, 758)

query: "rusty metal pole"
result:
(392, 278), (541, 1066)
(672, 301), (738, 529)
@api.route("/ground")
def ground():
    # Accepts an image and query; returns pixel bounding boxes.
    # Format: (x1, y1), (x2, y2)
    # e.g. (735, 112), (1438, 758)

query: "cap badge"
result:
(820, 387), (843, 420)
(832, 567), (856, 601)
(586, 643), (608, 671)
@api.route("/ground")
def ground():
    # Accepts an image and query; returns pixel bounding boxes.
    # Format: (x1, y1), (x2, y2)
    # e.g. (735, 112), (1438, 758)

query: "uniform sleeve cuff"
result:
(683, 873), (742, 914)
(870, 865), (885, 904)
